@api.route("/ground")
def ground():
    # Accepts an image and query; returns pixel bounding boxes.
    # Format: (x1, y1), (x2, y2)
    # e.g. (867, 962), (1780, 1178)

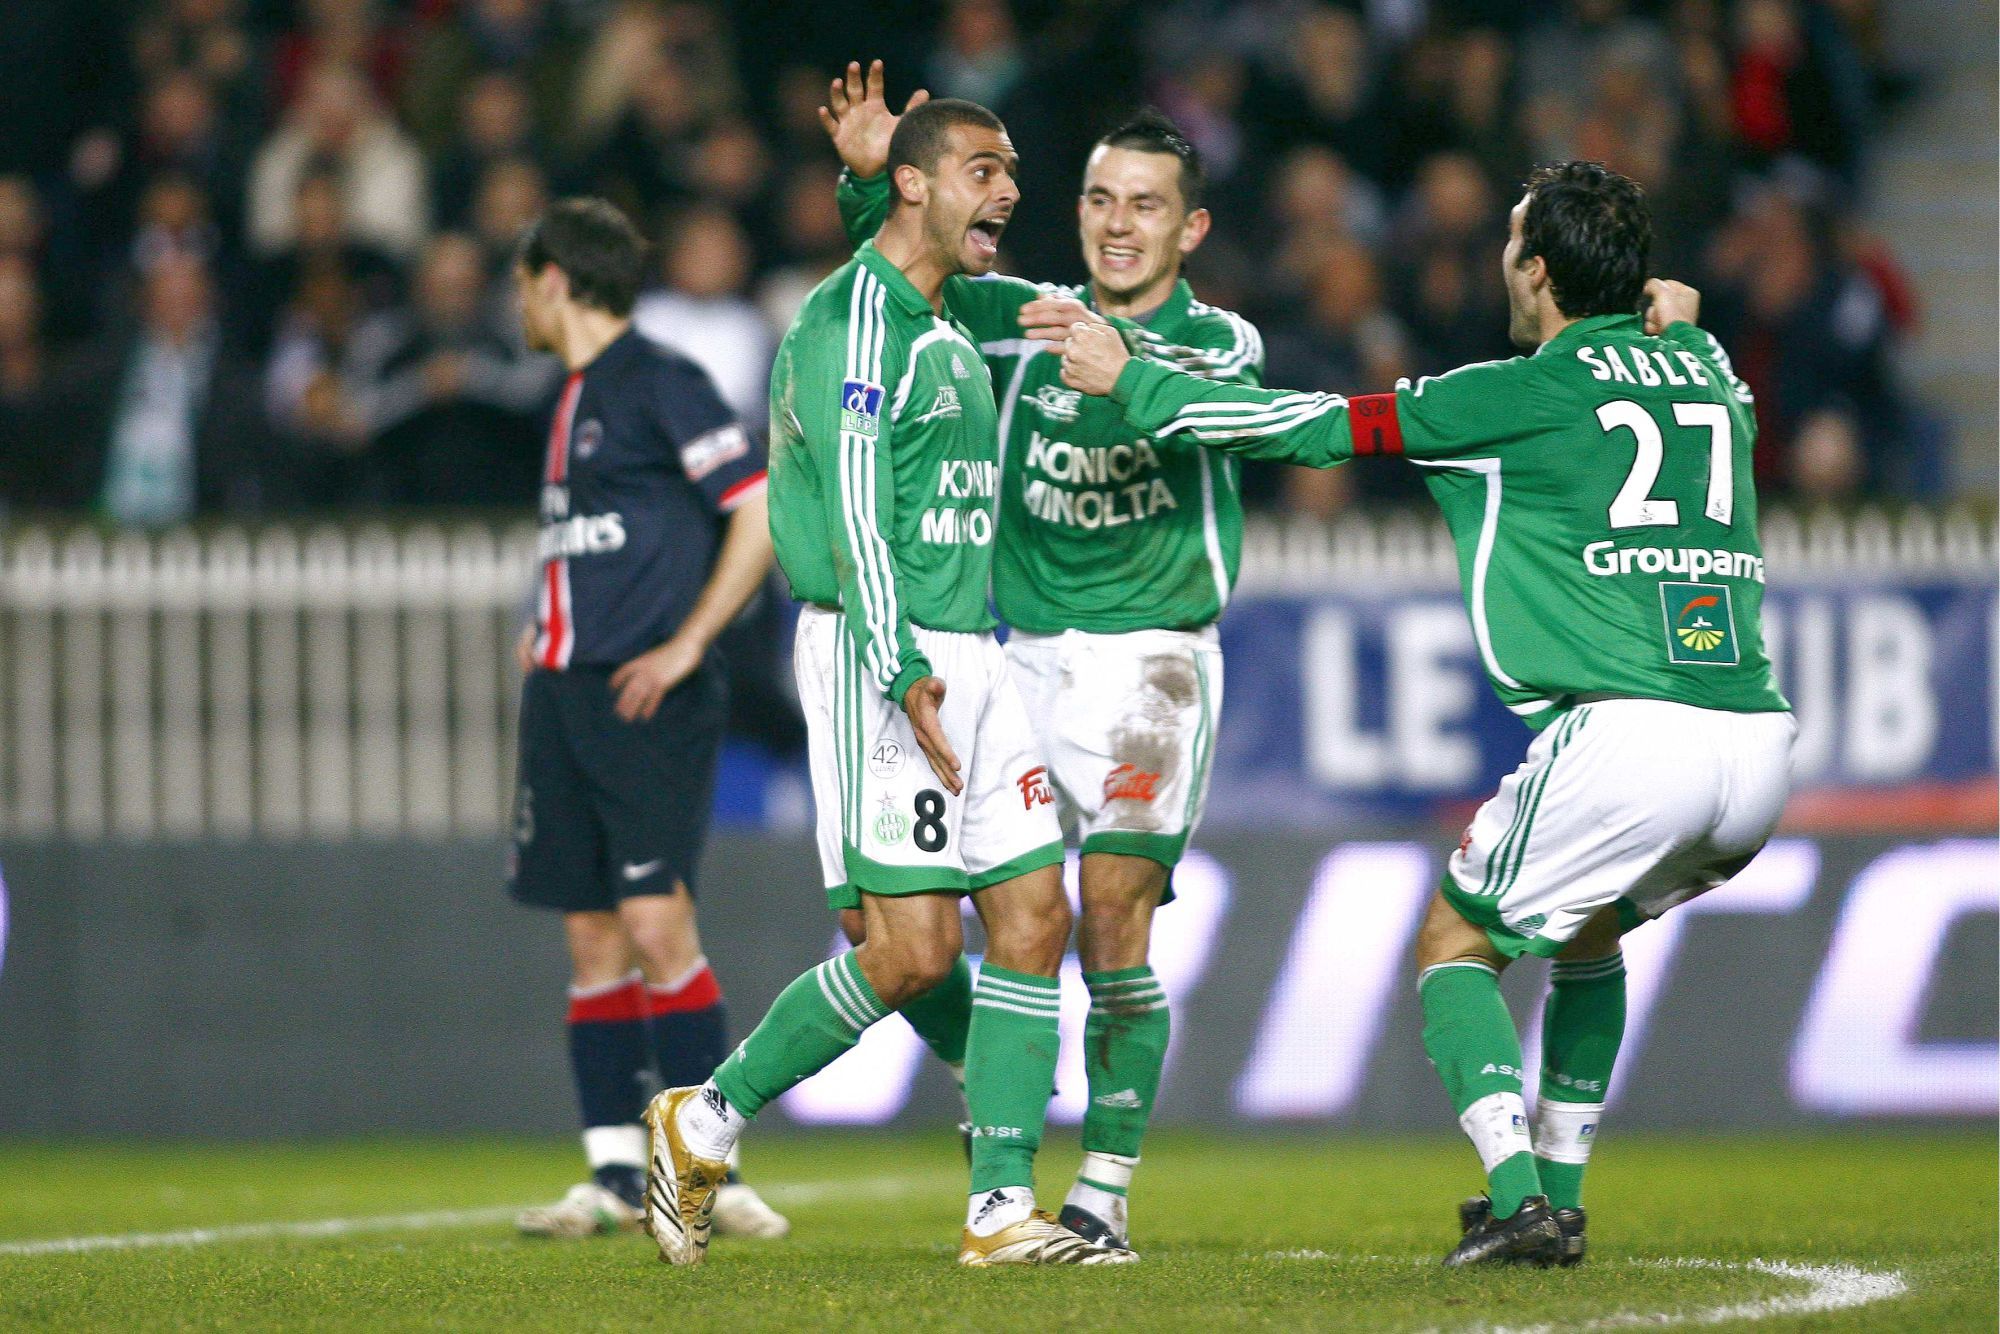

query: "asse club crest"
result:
(1659, 581), (1739, 666)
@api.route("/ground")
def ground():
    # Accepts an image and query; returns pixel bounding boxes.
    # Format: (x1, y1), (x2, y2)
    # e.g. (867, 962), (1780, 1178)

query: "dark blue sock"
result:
(567, 974), (651, 1129)
(592, 1163), (645, 1209)
(646, 962), (730, 1090)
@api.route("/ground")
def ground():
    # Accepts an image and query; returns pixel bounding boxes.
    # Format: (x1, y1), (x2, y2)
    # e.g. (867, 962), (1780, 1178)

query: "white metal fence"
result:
(1, 509), (1992, 839)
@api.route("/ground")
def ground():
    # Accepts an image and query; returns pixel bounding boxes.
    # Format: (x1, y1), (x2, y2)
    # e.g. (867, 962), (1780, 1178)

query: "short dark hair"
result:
(1517, 161), (1651, 319)
(516, 197), (648, 317)
(886, 98), (1007, 185)
(1094, 108), (1204, 211)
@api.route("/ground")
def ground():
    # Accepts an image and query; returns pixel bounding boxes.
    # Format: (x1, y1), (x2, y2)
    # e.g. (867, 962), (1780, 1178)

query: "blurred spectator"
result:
(1265, 146), (1385, 292)
(470, 157), (552, 275)
(402, 0), (581, 154)
(0, 176), (95, 343)
(1788, 405), (1866, 501)
(266, 266), (369, 505)
(1705, 190), (1908, 493)
(344, 232), (558, 504)
(0, 258), (73, 509)
(131, 174), (223, 272)
(70, 252), (271, 525)
(755, 162), (854, 334)
(246, 63), (429, 259)
(248, 166), (403, 353)
(570, 1), (738, 150)
(582, 52), (711, 216)
(1390, 153), (1510, 371)
(270, 0), (410, 110)
(1249, 6), (1383, 184)
(1258, 234), (1419, 515)
(928, 0), (1026, 108)
(1728, 0), (1866, 184)
(633, 204), (772, 421)
(431, 72), (550, 231)
(130, 0), (265, 136)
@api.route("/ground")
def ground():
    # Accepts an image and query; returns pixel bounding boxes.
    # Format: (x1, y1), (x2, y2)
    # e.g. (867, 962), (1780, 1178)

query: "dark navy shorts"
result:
(507, 660), (725, 913)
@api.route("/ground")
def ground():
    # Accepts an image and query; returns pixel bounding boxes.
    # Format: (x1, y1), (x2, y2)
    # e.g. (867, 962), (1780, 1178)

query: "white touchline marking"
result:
(0, 1175), (928, 1259)
(1257, 1252), (1909, 1328)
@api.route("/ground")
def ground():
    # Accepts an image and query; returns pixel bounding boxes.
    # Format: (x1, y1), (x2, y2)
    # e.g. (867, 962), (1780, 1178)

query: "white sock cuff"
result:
(1458, 1091), (1534, 1174)
(569, 969), (645, 999)
(675, 1081), (749, 1162)
(649, 955), (712, 994)
(1534, 1100), (1605, 1165)
(1078, 1150), (1139, 1193)
(582, 1123), (647, 1169)
(1418, 960), (1498, 992)
(965, 1185), (1036, 1236)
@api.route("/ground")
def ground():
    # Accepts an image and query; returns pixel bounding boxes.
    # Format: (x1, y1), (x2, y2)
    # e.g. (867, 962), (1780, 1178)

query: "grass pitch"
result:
(0, 1130), (1991, 1331)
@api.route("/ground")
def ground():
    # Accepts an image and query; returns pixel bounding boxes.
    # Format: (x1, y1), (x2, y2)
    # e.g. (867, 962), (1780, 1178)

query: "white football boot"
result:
(515, 1182), (642, 1239)
(712, 1178), (791, 1239)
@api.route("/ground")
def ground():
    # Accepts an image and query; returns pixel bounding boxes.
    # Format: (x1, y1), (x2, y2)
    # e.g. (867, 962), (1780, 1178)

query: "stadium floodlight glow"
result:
(1233, 842), (1435, 1117)
(1791, 839), (2000, 1116)
(1521, 839), (1820, 1111)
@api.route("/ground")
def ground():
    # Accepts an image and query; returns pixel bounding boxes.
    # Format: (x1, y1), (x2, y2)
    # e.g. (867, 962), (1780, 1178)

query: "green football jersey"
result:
(839, 171), (1261, 634)
(1109, 313), (1791, 727)
(768, 240), (1000, 703)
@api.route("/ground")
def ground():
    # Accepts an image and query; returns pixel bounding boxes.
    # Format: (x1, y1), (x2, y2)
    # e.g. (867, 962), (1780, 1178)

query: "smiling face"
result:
(1078, 145), (1207, 307)
(911, 122), (1019, 277)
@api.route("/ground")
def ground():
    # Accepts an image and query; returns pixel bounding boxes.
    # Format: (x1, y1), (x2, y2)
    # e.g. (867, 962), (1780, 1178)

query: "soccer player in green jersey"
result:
(822, 62), (1261, 1250)
(1045, 161), (1796, 1267)
(642, 95), (1132, 1269)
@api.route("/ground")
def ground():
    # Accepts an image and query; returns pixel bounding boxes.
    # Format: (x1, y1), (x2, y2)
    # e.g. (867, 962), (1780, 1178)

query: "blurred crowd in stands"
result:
(0, 0), (1940, 528)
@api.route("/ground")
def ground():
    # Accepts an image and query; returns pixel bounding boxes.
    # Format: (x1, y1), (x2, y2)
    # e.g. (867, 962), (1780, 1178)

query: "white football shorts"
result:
(795, 605), (1064, 909)
(1443, 697), (1797, 957)
(1003, 625), (1223, 871)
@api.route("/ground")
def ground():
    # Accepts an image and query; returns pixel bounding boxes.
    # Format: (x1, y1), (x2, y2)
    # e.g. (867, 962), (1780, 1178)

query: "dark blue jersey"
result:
(533, 328), (768, 669)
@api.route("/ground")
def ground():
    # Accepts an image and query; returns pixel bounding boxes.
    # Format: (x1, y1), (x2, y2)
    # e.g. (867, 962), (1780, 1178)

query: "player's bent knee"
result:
(1558, 904), (1626, 960)
(1413, 889), (1502, 975)
(563, 910), (634, 984)
(984, 909), (1071, 977)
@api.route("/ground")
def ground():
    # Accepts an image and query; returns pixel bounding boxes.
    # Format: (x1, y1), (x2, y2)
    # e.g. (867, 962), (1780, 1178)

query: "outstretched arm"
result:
(1036, 318), (1510, 467)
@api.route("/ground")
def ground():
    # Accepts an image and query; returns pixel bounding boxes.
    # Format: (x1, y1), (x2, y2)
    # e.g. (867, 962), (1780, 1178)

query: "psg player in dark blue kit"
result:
(505, 199), (788, 1242)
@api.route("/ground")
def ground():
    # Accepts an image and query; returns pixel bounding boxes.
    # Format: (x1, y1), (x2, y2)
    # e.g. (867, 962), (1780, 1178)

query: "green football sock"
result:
(1419, 961), (1541, 1218)
(898, 952), (973, 1067)
(711, 952), (887, 1117)
(1080, 966), (1169, 1162)
(1535, 952), (1626, 1212)
(965, 962), (1062, 1194)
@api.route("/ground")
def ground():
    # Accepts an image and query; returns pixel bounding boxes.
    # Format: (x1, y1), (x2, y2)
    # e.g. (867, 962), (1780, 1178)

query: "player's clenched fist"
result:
(1642, 278), (1700, 335)
(1057, 320), (1129, 396)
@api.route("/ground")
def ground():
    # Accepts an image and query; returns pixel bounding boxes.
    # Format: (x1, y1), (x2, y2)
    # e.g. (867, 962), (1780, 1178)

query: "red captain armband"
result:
(1348, 393), (1404, 456)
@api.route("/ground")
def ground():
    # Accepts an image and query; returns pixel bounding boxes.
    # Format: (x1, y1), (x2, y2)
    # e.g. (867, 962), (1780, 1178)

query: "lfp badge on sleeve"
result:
(840, 380), (885, 438)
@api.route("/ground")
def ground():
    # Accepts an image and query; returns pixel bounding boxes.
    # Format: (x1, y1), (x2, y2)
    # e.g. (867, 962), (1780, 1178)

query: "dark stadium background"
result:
(0, 0), (1992, 1139)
